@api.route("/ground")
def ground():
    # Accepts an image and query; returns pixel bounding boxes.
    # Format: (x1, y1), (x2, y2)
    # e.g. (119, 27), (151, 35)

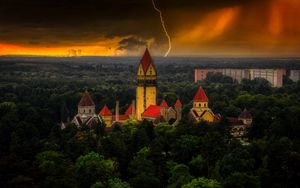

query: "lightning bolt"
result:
(151, 0), (171, 57)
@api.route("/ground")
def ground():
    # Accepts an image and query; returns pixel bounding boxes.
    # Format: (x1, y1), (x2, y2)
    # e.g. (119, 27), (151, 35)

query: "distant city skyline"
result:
(1, 0), (300, 57)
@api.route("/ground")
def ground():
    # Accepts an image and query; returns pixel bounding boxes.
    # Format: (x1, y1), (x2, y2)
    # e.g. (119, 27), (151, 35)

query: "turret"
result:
(193, 87), (209, 109)
(160, 100), (169, 120)
(174, 99), (182, 122)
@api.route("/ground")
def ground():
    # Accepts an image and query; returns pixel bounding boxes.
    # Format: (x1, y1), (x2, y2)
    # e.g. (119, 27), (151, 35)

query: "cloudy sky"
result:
(0, 0), (300, 56)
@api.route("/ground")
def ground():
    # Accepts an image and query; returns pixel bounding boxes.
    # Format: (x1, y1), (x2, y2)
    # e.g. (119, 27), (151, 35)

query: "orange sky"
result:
(0, 0), (300, 56)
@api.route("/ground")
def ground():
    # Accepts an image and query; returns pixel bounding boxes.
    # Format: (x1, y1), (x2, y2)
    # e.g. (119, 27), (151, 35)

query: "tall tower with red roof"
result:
(136, 48), (157, 120)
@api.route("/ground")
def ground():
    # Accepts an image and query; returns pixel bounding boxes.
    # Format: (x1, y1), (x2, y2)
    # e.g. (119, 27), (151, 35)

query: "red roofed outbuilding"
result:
(99, 105), (112, 116)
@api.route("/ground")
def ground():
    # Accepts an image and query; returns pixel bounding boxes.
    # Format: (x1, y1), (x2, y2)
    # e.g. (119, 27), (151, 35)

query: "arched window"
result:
(204, 103), (206, 107)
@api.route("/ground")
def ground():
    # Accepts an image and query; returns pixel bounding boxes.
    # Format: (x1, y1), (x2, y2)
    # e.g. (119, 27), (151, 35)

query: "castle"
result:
(70, 48), (252, 139)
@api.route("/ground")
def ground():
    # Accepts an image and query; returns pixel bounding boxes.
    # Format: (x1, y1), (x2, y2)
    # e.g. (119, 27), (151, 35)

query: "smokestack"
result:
(132, 100), (136, 119)
(116, 101), (119, 122)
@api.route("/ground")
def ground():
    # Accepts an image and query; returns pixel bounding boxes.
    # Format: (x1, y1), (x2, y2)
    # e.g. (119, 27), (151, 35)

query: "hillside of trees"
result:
(0, 58), (300, 188)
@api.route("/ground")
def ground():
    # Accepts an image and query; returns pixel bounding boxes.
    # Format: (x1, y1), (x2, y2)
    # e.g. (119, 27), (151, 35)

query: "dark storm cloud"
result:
(117, 37), (148, 51)
(0, 0), (265, 46)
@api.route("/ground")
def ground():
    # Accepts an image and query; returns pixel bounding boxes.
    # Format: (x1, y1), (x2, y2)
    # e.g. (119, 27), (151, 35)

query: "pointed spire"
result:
(160, 100), (169, 108)
(193, 87), (208, 102)
(139, 48), (155, 73)
(99, 105), (112, 116)
(78, 90), (95, 106)
(175, 99), (182, 107)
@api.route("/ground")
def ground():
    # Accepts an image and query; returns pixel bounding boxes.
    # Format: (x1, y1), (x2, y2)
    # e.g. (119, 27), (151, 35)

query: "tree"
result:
(35, 150), (77, 187)
(91, 178), (131, 188)
(215, 148), (255, 180)
(223, 172), (260, 188)
(172, 135), (201, 162)
(182, 177), (221, 188)
(189, 155), (206, 177)
(167, 164), (193, 188)
(128, 147), (160, 188)
(75, 152), (116, 188)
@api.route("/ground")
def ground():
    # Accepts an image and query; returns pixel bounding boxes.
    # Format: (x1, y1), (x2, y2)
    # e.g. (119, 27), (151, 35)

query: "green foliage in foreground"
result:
(0, 60), (300, 187)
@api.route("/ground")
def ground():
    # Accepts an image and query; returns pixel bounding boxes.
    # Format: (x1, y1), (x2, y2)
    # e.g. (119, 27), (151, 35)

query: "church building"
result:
(189, 87), (221, 123)
(70, 90), (102, 128)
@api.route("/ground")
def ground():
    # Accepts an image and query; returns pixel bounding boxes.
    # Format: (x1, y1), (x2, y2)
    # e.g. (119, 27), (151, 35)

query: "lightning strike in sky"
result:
(151, 0), (172, 57)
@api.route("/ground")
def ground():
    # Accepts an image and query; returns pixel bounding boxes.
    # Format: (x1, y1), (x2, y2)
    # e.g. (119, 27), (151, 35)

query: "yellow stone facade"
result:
(136, 49), (157, 120)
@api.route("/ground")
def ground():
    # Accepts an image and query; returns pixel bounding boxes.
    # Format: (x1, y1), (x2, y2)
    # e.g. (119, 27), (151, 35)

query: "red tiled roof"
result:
(139, 48), (155, 73)
(125, 104), (133, 115)
(99, 105), (112, 116)
(112, 115), (130, 121)
(227, 116), (244, 125)
(78, 90), (95, 106)
(160, 100), (168, 107)
(175, 99), (182, 107)
(142, 105), (161, 118)
(193, 87), (208, 102)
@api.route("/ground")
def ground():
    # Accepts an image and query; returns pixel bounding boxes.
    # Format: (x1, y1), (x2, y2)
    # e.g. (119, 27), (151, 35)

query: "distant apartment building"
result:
(289, 70), (300, 82)
(195, 68), (286, 87)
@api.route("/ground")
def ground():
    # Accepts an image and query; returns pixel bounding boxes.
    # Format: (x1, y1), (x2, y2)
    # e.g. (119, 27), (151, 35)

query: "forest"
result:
(0, 57), (300, 188)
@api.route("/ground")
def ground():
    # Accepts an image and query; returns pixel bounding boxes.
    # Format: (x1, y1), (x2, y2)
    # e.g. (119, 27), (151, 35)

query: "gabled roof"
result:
(79, 90), (95, 106)
(160, 100), (169, 108)
(139, 48), (156, 73)
(99, 105), (112, 116)
(175, 99), (182, 107)
(142, 105), (161, 118)
(193, 87), (208, 102)
(125, 104), (133, 115)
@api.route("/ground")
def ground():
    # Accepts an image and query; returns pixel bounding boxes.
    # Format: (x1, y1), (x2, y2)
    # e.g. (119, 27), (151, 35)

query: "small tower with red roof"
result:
(190, 87), (215, 123)
(160, 100), (169, 118)
(99, 105), (113, 127)
(174, 99), (182, 122)
(193, 87), (209, 109)
(136, 48), (157, 120)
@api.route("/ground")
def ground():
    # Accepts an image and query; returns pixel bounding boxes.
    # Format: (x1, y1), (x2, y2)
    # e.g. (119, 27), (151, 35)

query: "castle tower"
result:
(160, 100), (169, 120)
(193, 87), (209, 110)
(136, 48), (157, 120)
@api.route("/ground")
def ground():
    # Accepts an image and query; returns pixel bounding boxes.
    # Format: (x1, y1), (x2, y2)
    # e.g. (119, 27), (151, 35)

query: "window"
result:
(89, 109), (91, 113)
(150, 70), (152, 75)
(83, 109), (85, 113)
(204, 103), (206, 107)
